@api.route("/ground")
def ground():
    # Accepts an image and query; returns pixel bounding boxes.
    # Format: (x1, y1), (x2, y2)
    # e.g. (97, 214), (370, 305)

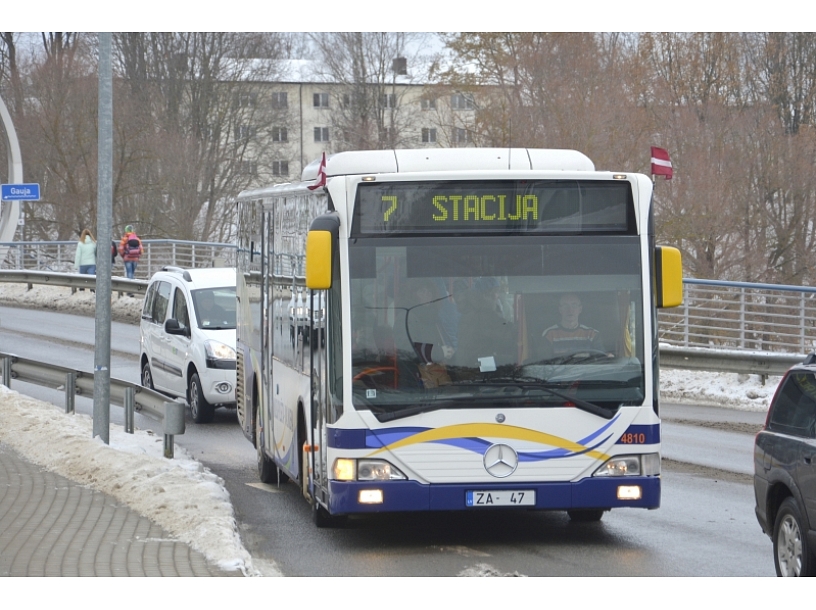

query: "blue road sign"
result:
(1, 183), (40, 201)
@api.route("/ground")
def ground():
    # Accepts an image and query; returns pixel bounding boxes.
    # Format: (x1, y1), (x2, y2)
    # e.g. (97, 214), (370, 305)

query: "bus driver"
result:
(540, 292), (608, 360)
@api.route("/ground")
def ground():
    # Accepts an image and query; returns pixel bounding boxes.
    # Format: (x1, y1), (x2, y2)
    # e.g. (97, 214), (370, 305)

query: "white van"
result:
(139, 266), (237, 423)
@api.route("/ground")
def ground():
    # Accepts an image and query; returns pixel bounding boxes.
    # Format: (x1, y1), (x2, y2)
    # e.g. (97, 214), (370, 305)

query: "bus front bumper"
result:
(327, 476), (660, 515)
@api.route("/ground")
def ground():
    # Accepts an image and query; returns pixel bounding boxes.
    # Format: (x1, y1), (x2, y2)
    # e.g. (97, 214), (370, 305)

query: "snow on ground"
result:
(0, 385), (267, 576)
(661, 368), (779, 413)
(0, 282), (782, 578)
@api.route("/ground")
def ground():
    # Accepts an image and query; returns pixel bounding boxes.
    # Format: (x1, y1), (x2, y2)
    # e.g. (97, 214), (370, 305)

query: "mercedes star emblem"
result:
(483, 443), (519, 478)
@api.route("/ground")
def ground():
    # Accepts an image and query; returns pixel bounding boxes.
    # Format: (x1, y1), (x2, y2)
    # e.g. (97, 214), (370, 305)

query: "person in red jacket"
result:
(118, 225), (143, 280)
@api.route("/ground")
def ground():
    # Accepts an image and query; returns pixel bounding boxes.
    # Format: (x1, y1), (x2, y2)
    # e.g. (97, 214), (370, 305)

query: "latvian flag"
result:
(307, 152), (327, 190)
(650, 146), (673, 180)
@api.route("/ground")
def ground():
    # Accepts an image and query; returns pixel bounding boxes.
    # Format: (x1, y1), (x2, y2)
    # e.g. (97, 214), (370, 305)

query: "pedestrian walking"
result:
(118, 225), (143, 280)
(74, 229), (97, 276)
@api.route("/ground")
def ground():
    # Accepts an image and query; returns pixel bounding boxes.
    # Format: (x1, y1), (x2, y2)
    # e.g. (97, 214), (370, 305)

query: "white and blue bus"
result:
(234, 148), (682, 526)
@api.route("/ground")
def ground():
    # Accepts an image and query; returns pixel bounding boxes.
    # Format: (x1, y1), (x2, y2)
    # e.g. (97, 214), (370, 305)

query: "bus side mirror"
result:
(306, 230), (332, 289)
(655, 246), (683, 308)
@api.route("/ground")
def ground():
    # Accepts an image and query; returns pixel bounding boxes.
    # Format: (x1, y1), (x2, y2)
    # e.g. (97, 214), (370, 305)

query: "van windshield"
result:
(193, 287), (237, 330)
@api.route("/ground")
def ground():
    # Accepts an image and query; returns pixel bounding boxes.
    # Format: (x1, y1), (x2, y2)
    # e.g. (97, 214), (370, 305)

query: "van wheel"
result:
(189, 373), (215, 423)
(141, 360), (154, 390)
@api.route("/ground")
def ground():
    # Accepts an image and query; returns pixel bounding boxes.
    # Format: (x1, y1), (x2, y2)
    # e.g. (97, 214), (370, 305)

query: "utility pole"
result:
(93, 33), (114, 443)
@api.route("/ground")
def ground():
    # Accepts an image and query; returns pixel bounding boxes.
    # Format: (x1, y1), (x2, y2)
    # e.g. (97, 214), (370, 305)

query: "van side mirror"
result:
(165, 318), (191, 338)
(655, 246), (683, 308)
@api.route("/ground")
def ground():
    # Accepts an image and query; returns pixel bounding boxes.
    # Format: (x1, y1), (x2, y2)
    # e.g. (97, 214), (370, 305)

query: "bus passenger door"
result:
(308, 289), (331, 505)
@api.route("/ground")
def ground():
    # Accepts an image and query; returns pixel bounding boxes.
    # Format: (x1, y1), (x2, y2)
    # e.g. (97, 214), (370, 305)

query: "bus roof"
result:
(301, 148), (595, 183)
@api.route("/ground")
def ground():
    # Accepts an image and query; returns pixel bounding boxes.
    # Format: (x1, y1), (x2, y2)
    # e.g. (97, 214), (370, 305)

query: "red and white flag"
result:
(650, 146), (673, 180)
(308, 152), (327, 190)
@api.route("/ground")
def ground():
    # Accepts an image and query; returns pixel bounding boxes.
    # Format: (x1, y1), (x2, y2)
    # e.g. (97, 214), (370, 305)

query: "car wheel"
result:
(141, 360), (154, 390)
(189, 372), (215, 423)
(774, 496), (816, 576)
(567, 509), (606, 522)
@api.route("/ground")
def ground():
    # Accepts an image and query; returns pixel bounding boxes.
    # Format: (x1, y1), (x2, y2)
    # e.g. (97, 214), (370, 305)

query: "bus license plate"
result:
(466, 490), (535, 507)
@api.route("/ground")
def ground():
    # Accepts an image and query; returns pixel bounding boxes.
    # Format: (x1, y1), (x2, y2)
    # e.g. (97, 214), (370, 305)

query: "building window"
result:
(272, 161), (289, 177)
(421, 98), (436, 111)
(313, 92), (329, 108)
(380, 93), (397, 108)
(422, 128), (437, 143)
(240, 160), (258, 175)
(236, 92), (257, 108)
(454, 127), (472, 144)
(271, 92), (288, 109)
(271, 127), (288, 142)
(451, 93), (475, 110)
(234, 125), (256, 141)
(314, 127), (330, 142)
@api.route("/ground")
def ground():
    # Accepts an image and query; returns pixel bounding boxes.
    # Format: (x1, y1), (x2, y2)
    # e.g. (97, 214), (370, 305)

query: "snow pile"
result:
(0, 282), (142, 323)
(660, 368), (779, 412)
(0, 384), (270, 576)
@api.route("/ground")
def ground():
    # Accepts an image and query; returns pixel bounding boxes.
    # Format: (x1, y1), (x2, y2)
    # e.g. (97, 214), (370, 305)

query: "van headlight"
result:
(205, 340), (235, 360)
(204, 340), (236, 369)
(592, 453), (660, 477)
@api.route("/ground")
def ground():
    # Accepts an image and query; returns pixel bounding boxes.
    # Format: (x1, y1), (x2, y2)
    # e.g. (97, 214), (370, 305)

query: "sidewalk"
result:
(0, 442), (241, 577)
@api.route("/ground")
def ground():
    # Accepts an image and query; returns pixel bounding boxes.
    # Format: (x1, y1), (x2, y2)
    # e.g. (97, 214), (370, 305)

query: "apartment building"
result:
(236, 59), (478, 186)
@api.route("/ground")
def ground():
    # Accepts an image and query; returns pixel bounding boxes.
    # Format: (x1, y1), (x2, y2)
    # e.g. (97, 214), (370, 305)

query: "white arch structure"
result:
(0, 94), (23, 264)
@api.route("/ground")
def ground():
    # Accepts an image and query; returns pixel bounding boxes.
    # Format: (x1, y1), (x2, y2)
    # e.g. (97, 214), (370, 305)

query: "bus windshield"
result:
(349, 235), (645, 421)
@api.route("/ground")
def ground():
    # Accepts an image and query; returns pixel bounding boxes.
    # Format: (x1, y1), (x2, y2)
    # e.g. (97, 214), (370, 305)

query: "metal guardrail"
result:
(0, 269), (149, 295)
(0, 352), (186, 458)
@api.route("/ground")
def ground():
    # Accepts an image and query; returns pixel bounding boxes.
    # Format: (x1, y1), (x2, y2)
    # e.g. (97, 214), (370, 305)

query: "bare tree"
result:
(113, 32), (290, 242)
(309, 32), (432, 150)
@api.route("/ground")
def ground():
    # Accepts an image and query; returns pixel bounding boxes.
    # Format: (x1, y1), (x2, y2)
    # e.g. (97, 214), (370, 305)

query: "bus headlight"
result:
(593, 453), (660, 477)
(332, 458), (407, 481)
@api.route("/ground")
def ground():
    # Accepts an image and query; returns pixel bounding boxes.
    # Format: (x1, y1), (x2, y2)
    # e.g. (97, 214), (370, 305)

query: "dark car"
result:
(754, 355), (816, 576)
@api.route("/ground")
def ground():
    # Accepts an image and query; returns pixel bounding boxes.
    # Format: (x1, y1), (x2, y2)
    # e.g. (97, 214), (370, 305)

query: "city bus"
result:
(234, 148), (683, 526)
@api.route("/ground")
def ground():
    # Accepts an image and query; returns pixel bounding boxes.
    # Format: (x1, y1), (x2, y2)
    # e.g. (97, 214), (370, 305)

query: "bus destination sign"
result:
(354, 180), (633, 235)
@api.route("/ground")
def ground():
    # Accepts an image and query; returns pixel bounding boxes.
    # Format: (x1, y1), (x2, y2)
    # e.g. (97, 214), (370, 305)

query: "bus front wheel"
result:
(567, 509), (606, 522)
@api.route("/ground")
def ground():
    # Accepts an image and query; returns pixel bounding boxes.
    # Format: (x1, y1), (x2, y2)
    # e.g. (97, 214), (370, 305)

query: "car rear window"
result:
(769, 372), (816, 438)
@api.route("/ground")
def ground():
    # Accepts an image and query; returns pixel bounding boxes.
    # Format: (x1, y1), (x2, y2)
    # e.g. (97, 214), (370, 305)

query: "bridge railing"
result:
(658, 279), (816, 355)
(0, 239), (237, 279)
(4, 240), (816, 362)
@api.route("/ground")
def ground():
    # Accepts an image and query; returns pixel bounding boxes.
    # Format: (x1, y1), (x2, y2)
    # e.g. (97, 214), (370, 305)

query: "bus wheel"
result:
(312, 497), (346, 528)
(567, 509), (606, 522)
(256, 410), (282, 484)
